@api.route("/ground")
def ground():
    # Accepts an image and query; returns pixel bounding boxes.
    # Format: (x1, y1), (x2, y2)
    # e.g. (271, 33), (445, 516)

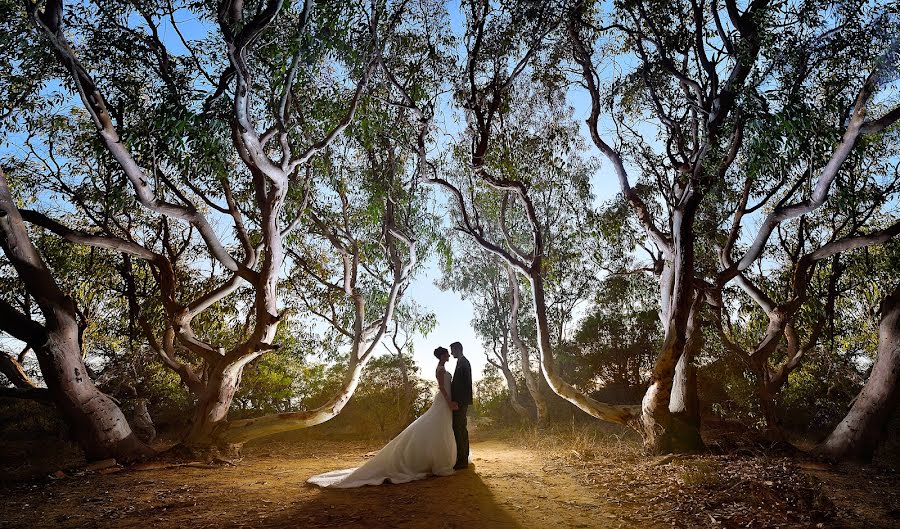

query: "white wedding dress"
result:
(307, 368), (457, 488)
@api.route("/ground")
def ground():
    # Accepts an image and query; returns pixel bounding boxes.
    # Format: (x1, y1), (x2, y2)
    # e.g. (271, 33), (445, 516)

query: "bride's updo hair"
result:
(433, 346), (449, 359)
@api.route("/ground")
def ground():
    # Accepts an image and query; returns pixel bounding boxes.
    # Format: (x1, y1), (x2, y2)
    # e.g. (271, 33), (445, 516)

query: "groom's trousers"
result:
(452, 405), (469, 468)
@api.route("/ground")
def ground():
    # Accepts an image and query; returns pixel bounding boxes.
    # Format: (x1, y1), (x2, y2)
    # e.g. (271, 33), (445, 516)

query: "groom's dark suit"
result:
(451, 355), (472, 469)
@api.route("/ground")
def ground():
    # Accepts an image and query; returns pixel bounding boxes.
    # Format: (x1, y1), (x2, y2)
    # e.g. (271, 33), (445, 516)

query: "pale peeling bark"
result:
(194, 212), (416, 447)
(506, 263), (548, 426)
(723, 221), (900, 439)
(817, 285), (900, 462)
(25, 0), (408, 454)
(669, 299), (702, 440)
(217, 356), (368, 444)
(721, 72), (900, 284)
(639, 193), (706, 454)
(417, 5), (638, 430)
(482, 265), (537, 423)
(497, 359), (533, 422)
(492, 340), (533, 422)
(432, 173), (637, 427)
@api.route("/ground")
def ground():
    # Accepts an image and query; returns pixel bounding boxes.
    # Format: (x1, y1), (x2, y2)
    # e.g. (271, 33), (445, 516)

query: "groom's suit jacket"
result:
(451, 356), (473, 406)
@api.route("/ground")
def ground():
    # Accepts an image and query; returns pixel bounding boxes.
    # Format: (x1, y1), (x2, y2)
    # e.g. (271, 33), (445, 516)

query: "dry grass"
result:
(479, 421), (643, 463)
(478, 422), (900, 528)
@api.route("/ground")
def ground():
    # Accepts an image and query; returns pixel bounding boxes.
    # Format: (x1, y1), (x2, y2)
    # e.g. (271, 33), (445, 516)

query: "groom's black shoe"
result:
(453, 463), (472, 471)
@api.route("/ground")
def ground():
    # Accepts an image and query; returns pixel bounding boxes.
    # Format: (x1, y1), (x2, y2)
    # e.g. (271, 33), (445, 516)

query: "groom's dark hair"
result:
(434, 346), (448, 359)
(450, 342), (462, 353)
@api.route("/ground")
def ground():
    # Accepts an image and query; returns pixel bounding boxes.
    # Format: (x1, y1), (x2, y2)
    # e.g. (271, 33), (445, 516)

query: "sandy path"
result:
(0, 440), (646, 529)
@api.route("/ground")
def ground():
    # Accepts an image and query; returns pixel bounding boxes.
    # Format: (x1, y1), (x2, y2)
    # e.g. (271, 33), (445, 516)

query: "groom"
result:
(449, 341), (472, 470)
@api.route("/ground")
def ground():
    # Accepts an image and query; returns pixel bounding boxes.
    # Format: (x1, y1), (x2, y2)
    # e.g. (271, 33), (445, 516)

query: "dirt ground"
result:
(1, 437), (898, 529)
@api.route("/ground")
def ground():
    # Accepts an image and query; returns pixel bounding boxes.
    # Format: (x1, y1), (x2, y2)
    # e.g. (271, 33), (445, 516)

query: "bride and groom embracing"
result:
(307, 342), (473, 488)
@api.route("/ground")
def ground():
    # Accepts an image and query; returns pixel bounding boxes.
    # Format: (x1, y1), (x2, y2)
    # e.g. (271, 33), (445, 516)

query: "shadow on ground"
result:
(269, 467), (524, 529)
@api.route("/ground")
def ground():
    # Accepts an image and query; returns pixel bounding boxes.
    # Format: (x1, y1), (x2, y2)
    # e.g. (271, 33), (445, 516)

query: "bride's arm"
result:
(436, 369), (455, 409)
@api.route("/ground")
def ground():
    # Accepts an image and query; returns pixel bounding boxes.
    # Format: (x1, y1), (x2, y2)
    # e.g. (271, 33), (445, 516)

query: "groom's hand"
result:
(450, 401), (460, 410)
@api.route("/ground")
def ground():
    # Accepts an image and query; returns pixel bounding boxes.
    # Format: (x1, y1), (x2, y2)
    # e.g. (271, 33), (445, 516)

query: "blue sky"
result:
(0, 1), (629, 384)
(155, 1), (626, 382)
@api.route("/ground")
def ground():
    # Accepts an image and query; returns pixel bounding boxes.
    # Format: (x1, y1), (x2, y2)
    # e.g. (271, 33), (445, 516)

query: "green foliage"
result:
(563, 273), (661, 402)
(473, 364), (519, 427)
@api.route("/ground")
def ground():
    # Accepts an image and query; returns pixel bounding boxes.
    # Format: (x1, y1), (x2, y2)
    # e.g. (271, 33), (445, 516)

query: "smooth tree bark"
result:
(506, 264), (549, 426)
(569, 0), (772, 451)
(488, 330), (533, 422)
(484, 269), (533, 422)
(571, 0), (900, 452)
(718, 204), (900, 439)
(816, 283), (900, 461)
(485, 257), (536, 421)
(23, 0), (420, 454)
(387, 1), (639, 430)
(667, 296), (703, 447)
(0, 168), (150, 460)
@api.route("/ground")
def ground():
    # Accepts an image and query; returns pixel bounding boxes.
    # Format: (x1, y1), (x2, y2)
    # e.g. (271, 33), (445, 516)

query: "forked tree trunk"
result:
(640, 196), (705, 454)
(816, 284), (900, 461)
(183, 361), (244, 449)
(0, 170), (150, 461)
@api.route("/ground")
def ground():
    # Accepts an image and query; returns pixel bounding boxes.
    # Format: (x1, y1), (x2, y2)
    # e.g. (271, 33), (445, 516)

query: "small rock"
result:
(654, 455), (677, 466)
(85, 459), (118, 472)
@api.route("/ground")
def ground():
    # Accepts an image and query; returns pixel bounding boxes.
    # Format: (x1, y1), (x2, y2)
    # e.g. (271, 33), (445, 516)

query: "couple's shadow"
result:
(280, 466), (524, 528)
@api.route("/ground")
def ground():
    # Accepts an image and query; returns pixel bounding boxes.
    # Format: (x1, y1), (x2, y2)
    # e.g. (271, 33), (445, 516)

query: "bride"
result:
(307, 347), (458, 488)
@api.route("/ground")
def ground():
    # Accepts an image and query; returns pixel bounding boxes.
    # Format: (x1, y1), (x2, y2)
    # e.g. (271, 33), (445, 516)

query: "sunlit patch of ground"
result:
(0, 437), (898, 528)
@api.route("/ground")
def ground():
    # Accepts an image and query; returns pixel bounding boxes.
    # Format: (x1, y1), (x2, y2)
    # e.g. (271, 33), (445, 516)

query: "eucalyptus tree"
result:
(716, 180), (900, 439)
(1, 0), (152, 459)
(440, 239), (539, 423)
(6, 0), (443, 454)
(570, 0), (900, 451)
(817, 279), (900, 461)
(1, 167), (153, 459)
(388, 0), (643, 432)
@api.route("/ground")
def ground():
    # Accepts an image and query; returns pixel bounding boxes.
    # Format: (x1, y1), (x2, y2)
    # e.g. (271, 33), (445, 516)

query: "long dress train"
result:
(307, 368), (457, 488)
